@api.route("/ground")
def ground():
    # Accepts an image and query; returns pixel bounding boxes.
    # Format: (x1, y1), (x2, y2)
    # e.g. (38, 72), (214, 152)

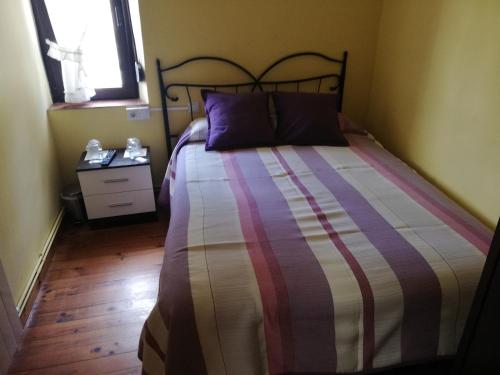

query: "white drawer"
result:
(83, 189), (156, 219)
(78, 166), (152, 196)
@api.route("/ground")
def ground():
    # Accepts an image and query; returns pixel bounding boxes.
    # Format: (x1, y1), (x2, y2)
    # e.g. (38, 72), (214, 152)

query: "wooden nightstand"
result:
(76, 147), (156, 220)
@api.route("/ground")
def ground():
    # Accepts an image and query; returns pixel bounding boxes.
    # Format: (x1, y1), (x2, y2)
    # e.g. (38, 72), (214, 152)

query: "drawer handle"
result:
(108, 202), (134, 208)
(103, 178), (129, 183)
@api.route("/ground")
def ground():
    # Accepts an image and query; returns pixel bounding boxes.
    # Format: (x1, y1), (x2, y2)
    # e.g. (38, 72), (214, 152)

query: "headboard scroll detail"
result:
(157, 51), (348, 157)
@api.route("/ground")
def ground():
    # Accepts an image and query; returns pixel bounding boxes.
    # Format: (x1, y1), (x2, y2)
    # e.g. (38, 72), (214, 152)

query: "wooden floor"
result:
(9, 217), (167, 374)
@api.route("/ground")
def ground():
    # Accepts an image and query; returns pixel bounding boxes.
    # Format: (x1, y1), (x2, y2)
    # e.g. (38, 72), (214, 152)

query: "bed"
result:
(138, 52), (493, 375)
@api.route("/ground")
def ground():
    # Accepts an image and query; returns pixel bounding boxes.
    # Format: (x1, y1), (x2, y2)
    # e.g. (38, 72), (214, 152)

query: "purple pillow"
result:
(272, 92), (349, 146)
(203, 91), (275, 151)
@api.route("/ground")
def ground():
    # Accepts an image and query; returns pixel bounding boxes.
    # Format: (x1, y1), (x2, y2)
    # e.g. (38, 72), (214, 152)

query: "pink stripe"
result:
(272, 148), (376, 369)
(222, 152), (294, 374)
(350, 141), (490, 254)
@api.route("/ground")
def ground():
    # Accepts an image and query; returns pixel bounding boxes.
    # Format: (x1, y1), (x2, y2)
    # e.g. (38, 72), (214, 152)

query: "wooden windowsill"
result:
(49, 98), (147, 111)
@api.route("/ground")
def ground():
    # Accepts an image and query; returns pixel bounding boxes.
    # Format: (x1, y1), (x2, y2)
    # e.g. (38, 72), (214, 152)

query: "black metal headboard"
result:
(156, 51), (348, 157)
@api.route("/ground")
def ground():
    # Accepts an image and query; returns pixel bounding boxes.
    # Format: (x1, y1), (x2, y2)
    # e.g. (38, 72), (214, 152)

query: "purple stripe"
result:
(233, 149), (337, 373)
(158, 175), (171, 209)
(297, 146), (442, 362)
(272, 148), (376, 369)
(157, 148), (207, 374)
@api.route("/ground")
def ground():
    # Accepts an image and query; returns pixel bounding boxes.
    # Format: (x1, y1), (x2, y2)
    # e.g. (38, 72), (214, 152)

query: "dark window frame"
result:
(31, 0), (139, 103)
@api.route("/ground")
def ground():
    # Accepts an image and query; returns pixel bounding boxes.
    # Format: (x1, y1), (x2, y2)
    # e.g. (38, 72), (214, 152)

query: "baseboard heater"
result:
(16, 208), (65, 315)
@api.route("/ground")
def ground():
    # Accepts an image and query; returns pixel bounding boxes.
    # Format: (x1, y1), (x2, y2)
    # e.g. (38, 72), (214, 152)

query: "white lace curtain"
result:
(44, 0), (96, 103)
(46, 39), (95, 103)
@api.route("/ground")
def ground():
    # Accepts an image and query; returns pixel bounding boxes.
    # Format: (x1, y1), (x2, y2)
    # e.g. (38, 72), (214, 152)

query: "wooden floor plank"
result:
(31, 285), (158, 315)
(48, 250), (163, 273)
(36, 271), (161, 298)
(11, 351), (141, 375)
(44, 254), (163, 282)
(42, 263), (162, 287)
(10, 336), (139, 372)
(23, 308), (151, 341)
(32, 274), (159, 314)
(20, 321), (144, 353)
(9, 217), (167, 374)
(28, 297), (156, 327)
(49, 246), (163, 271)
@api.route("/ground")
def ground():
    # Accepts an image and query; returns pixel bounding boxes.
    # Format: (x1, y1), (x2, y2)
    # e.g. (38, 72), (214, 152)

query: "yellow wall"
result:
(0, 1), (61, 302)
(367, 0), (500, 228)
(50, 0), (383, 186)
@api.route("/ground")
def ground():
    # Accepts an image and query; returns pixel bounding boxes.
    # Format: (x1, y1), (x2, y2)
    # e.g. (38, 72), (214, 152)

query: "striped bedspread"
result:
(139, 134), (492, 375)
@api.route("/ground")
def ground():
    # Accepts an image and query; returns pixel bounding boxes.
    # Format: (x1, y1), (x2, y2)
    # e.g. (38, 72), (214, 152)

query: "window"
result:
(31, 0), (139, 103)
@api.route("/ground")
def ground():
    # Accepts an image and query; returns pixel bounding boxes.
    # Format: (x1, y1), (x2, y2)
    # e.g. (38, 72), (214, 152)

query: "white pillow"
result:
(185, 117), (208, 142)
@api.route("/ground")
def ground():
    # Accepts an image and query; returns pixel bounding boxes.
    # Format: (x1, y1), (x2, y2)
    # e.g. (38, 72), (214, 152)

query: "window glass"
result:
(44, 0), (122, 89)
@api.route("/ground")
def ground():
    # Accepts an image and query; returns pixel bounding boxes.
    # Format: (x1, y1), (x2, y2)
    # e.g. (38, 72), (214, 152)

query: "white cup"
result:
(126, 137), (142, 159)
(86, 139), (103, 162)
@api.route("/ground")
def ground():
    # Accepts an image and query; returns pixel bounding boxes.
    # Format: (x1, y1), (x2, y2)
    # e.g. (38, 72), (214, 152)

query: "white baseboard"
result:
(16, 208), (65, 314)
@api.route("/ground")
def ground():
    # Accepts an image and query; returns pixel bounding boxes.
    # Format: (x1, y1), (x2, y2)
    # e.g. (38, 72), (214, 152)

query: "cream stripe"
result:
(141, 329), (167, 375)
(258, 147), (364, 373)
(142, 344), (167, 375)
(187, 145), (268, 375)
(147, 305), (169, 353)
(271, 146), (406, 369)
(186, 146), (226, 375)
(314, 146), (485, 356)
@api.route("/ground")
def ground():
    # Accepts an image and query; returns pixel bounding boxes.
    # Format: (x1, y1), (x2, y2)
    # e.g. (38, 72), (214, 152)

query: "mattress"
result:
(139, 133), (492, 375)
